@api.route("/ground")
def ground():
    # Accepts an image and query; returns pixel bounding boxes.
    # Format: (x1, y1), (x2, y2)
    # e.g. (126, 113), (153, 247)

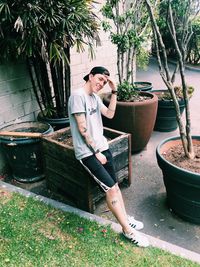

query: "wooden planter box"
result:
(42, 126), (132, 213)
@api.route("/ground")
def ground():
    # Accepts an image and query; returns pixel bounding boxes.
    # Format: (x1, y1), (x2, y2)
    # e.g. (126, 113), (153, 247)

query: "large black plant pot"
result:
(0, 121), (53, 183)
(37, 111), (69, 131)
(156, 136), (200, 224)
(134, 81), (152, 91)
(152, 90), (185, 132)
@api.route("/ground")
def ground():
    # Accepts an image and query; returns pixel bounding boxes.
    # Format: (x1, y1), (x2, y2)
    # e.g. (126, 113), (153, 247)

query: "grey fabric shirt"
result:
(68, 88), (108, 160)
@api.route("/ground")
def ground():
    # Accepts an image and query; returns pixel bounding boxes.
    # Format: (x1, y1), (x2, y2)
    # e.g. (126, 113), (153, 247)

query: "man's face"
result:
(89, 73), (108, 93)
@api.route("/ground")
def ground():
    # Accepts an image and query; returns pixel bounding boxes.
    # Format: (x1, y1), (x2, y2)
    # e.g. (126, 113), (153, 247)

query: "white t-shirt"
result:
(68, 88), (108, 160)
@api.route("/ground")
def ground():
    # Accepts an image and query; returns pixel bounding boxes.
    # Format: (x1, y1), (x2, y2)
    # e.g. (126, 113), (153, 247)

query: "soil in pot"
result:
(51, 130), (73, 146)
(162, 143), (200, 174)
(50, 129), (112, 146)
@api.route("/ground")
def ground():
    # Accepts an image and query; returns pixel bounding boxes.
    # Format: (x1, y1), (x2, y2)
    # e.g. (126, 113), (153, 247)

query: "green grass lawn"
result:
(0, 187), (199, 267)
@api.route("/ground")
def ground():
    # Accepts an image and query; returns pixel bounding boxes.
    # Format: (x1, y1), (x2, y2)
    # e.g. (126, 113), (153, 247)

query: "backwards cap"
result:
(83, 66), (110, 81)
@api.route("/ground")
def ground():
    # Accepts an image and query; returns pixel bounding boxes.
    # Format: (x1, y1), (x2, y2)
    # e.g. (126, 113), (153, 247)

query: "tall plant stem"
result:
(145, 0), (195, 159)
(27, 58), (44, 116)
(168, 3), (194, 158)
(42, 40), (55, 106)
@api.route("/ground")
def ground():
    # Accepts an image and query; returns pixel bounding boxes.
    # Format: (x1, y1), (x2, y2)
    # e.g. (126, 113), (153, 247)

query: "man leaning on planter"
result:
(68, 66), (149, 247)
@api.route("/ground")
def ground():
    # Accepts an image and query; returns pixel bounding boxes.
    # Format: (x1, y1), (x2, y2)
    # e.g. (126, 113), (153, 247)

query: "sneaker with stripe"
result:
(123, 229), (149, 247)
(127, 215), (144, 230)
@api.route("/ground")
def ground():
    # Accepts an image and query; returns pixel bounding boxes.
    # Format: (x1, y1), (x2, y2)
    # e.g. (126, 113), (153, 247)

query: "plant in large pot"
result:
(145, 0), (200, 223)
(101, 0), (158, 153)
(0, 0), (100, 130)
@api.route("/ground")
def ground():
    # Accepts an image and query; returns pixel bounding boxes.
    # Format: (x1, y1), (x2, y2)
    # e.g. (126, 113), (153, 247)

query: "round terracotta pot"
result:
(103, 91), (158, 153)
(156, 136), (200, 224)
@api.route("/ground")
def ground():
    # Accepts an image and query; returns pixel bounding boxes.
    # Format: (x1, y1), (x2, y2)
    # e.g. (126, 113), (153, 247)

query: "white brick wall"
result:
(71, 29), (117, 90)
(0, 62), (39, 129)
(70, 0), (118, 93)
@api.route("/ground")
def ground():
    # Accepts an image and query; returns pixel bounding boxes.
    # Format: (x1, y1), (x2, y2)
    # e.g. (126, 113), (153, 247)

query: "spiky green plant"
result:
(0, 0), (100, 118)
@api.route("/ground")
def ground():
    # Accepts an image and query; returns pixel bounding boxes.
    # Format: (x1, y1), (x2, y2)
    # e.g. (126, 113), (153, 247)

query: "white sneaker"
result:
(127, 215), (144, 230)
(123, 229), (149, 247)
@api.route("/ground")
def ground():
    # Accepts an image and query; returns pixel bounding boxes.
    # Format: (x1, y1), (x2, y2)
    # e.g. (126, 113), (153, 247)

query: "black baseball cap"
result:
(83, 66), (110, 81)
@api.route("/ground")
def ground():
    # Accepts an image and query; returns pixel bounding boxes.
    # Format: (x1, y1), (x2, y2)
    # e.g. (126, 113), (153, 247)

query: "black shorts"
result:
(80, 149), (117, 192)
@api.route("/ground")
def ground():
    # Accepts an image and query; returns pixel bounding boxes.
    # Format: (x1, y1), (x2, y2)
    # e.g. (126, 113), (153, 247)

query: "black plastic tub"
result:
(37, 112), (69, 130)
(133, 81), (152, 91)
(0, 121), (53, 183)
(152, 90), (185, 132)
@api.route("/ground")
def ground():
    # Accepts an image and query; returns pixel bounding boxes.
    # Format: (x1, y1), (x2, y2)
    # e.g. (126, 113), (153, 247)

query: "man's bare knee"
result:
(106, 184), (118, 196)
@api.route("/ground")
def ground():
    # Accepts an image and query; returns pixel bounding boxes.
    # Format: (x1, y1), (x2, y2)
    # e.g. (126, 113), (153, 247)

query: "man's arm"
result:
(74, 112), (97, 153)
(74, 112), (107, 164)
(101, 78), (117, 119)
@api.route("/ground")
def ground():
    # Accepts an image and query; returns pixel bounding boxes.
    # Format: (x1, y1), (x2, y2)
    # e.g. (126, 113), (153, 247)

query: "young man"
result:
(68, 66), (149, 247)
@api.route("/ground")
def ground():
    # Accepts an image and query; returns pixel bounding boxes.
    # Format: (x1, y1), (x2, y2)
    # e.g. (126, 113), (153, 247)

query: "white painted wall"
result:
(71, 30), (117, 93)
(70, 0), (117, 93)
(0, 62), (39, 128)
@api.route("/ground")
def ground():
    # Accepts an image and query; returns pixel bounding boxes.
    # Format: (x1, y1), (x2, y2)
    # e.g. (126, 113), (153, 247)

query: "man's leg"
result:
(106, 184), (149, 247)
(115, 184), (127, 217)
(106, 184), (132, 233)
(115, 184), (144, 230)
(80, 155), (149, 247)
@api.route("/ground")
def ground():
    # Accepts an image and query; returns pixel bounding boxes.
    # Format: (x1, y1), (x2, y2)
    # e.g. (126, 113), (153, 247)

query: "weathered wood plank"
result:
(45, 157), (88, 185)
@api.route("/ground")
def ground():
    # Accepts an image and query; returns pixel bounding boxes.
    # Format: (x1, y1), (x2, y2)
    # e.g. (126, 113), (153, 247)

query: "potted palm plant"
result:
(145, 0), (200, 223)
(101, 0), (158, 153)
(0, 0), (100, 130)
